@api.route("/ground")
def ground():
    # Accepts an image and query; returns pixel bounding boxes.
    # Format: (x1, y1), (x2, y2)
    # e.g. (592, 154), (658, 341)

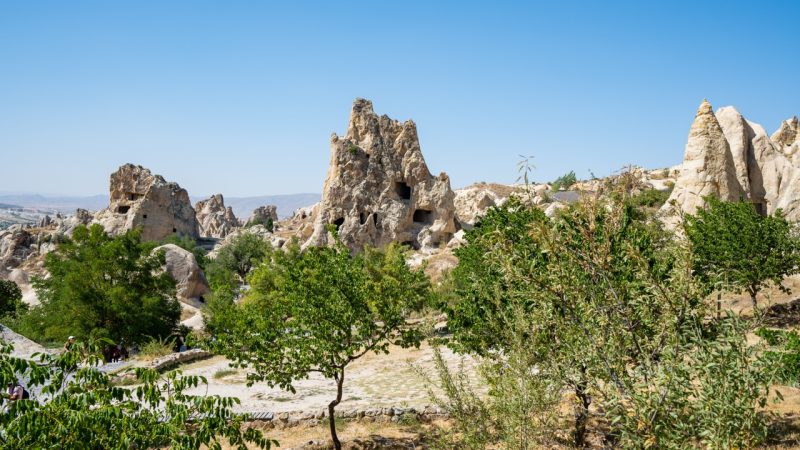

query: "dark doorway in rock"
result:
(373, 213), (379, 227)
(143, 214), (148, 219)
(413, 209), (432, 223)
(753, 201), (767, 216)
(332, 217), (345, 229)
(117, 205), (130, 214)
(359, 212), (367, 225)
(394, 181), (412, 200)
(172, 228), (177, 233)
(401, 240), (419, 250)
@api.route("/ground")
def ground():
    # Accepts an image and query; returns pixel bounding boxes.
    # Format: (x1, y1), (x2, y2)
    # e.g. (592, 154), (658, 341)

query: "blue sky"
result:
(1, 1), (798, 197)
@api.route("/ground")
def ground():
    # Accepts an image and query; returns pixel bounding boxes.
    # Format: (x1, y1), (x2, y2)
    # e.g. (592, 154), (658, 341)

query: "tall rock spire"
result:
(662, 100), (744, 216)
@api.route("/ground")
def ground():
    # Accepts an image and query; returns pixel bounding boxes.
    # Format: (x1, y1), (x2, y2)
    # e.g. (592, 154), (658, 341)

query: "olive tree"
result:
(209, 235), (430, 450)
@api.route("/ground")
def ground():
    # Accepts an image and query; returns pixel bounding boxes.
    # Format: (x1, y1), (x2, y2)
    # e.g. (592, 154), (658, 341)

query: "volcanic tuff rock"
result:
(663, 100), (800, 219)
(93, 164), (199, 242)
(246, 205), (279, 227)
(195, 194), (239, 238)
(0, 226), (34, 269)
(154, 244), (210, 302)
(307, 98), (457, 251)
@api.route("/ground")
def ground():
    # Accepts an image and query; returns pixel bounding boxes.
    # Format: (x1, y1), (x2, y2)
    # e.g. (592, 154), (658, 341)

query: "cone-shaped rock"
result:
(195, 194), (239, 238)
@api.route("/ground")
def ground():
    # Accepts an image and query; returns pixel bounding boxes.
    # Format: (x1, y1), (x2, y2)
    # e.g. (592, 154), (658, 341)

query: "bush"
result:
(139, 336), (175, 361)
(0, 279), (26, 318)
(550, 170), (577, 190)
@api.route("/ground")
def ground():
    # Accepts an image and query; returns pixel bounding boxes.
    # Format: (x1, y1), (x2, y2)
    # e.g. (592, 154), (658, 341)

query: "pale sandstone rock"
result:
(246, 205), (279, 227)
(0, 226), (34, 269)
(154, 244), (210, 302)
(195, 194), (239, 238)
(663, 100), (745, 216)
(93, 164), (199, 242)
(307, 99), (457, 251)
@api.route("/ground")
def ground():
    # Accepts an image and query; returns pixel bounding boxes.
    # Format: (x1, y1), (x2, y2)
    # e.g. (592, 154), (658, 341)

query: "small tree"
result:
(210, 234), (429, 450)
(551, 170), (577, 190)
(0, 280), (26, 318)
(0, 338), (274, 449)
(685, 197), (800, 307)
(22, 224), (180, 345)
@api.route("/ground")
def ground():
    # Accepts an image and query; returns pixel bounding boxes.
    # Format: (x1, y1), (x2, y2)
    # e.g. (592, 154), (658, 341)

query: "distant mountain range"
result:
(0, 193), (320, 219)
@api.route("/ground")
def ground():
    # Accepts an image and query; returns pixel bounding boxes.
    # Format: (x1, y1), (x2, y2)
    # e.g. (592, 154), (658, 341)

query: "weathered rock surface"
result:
(246, 205), (278, 227)
(454, 183), (521, 226)
(307, 99), (457, 251)
(664, 100), (744, 216)
(195, 194), (239, 238)
(664, 100), (800, 220)
(93, 164), (199, 242)
(154, 244), (210, 302)
(0, 226), (34, 269)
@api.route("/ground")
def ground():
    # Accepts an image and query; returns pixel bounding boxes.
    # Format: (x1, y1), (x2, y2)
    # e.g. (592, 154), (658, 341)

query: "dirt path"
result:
(179, 342), (479, 413)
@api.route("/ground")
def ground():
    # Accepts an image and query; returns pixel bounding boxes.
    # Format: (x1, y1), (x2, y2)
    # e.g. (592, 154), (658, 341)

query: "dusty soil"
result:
(180, 342), (478, 414)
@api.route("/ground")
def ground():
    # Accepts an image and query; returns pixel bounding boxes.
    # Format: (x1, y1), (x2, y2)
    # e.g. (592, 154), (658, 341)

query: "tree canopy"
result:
(20, 224), (180, 345)
(685, 196), (800, 306)
(208, 236), (430, 450)
(0, 280), (26, 319)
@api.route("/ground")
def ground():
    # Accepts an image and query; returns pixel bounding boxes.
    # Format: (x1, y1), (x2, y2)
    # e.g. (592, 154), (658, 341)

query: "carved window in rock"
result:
(394, 181), (412, 200)
(117, 205), (131, 214)
(359, 212), (368, 225)
(373, 213), (379, 227)
(332, 217), (345, 230)
(413, 209), (432, 224)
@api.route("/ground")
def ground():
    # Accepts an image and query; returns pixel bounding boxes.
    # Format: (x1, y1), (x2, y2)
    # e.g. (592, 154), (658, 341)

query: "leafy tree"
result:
(440, 179), (773, 448)
(685, 196), (800, 307)
(209, 235), (429, 450)
(204, 232), (273, 316)
(246, 216), (274, 232)
(551, 170), (577, 190)
(0, 280), (26, 318)
(21, 224), (180, 345)
(0, 338), (274, 449)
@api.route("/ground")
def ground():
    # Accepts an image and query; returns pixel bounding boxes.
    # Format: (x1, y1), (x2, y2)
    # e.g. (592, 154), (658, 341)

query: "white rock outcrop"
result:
(307, 98), (457, 251)
(195, 194), (239, 238)
(663, 100), (800, 220)
(93, 164), (199, 242)
(154, 244), (210, 302)
(246, 205), (278, 228)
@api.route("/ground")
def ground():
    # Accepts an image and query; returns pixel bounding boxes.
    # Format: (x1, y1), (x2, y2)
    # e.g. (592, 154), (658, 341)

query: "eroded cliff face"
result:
(663, 100), (800, 220)
(307, 99), (457, 251)
(93, 164), (199, 242)
(195, 194), (239, 238)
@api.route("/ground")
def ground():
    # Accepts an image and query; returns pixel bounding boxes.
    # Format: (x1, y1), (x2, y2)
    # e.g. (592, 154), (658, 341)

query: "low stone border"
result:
(242, 405), (449, 429)
(147, 348), (211, 371)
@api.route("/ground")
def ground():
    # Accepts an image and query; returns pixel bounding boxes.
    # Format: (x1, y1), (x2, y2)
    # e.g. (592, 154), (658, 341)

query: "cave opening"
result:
(394, 181), (412, 200)
(413, 209), (433, 223)
(117, 205), (130, 214)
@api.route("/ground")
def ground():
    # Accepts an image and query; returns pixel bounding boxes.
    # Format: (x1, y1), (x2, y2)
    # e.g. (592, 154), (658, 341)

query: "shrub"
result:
(550, 170), (577, 190)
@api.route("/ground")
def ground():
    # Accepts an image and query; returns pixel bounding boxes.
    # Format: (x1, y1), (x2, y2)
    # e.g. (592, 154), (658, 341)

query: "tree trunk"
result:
(328, 369), (345, 450)
(574, 378), (591, 447)
(750, 287), (758, 309)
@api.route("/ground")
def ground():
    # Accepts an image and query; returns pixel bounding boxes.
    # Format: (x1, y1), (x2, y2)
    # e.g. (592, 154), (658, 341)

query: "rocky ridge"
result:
(195, 194), (239, 238)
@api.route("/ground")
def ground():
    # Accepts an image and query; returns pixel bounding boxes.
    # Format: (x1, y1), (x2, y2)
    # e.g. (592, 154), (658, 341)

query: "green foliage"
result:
(246, 216), (274, 232)
(209, 239), (430, 449)
(757, 327), (800, 386)
(0, 338), (274, 449)
(139, 335), (176, 361)
(347, 144), (359, 155)
(685, 197), (800, 306)
(203, 232), (273, 315)
(18, 224), (180, 346)
(439, 180), (774, 447)
(627, 186), (673, 209)
(550, 170), (577, 190)
(161, 234), (208, 269)
(0, 279), (26, 318)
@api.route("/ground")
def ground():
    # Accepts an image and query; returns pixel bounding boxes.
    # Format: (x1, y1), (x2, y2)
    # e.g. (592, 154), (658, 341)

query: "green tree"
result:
(0, 280), (26, 318)
(685, 196), (800, 307)
(209, 235), (429, 450)
(161, 234), (208, 269)
(21, 224), (180, 345)
(551, 170), (577, 190)
(439, 179), (773, 448)
(0, 338), (274, 449)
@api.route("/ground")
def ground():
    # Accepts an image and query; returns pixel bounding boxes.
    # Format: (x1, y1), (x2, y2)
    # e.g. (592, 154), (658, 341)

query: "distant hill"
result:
(0, 194), (107, 214)
(192, 194), (320, 219)
(0, 193), (320, 219)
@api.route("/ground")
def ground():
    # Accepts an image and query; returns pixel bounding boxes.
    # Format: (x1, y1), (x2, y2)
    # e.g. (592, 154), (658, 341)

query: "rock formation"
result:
(664, 100), (800, 219)
(0, 226), (34, 269)
(307, 98), (457, 251)
(195, 194), (239, 238)
(246, 205), (278, 228)
(93, 164), (199, 242)
(154, 244), (210, 302)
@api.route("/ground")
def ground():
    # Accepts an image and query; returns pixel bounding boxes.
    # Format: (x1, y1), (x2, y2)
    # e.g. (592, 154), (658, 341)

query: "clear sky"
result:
(1, 1), (798, 197)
